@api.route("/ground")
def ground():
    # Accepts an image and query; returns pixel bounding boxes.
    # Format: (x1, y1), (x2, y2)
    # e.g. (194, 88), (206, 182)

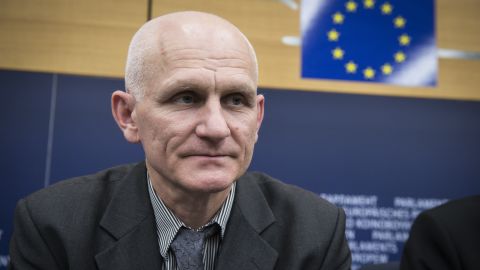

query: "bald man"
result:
(9, 12), (351, 270)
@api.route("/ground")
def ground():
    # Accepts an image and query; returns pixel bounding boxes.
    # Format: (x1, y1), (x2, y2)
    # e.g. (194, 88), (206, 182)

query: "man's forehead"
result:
(157, 69), (257, 94)
(160, 48), (253, 69)
(160, 24), (247, 53)
(154, 24), (257, 86)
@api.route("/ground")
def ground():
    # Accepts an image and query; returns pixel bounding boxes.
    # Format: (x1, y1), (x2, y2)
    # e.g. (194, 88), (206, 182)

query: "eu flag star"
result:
(332, 47), (345, 59)
(381, 3), (393, 15)
(364, 0), (375, 9)
(394, 51), (406, 63)
(332, 12), (345, 24)
(381, 63), (393, 75)
(363, 67), (375, 79)
(345, 1), (358, 12)
(394, 16), (406, 28)
(345, 61), (358, 73)
(327, 29), (341, 41)
(398, 34), (411, 46)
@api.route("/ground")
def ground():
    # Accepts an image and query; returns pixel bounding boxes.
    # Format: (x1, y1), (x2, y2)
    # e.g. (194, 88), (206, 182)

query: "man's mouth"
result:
(181, 151), (236, 159)
(186, 154), (229, 158)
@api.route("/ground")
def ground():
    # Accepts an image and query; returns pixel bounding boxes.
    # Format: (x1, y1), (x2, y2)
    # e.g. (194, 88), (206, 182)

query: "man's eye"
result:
(225, 94), (245, 106)
(174, 94), (195, 104)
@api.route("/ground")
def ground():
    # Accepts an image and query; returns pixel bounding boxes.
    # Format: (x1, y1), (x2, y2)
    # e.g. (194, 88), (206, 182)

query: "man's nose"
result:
(195, 100), (231, 141)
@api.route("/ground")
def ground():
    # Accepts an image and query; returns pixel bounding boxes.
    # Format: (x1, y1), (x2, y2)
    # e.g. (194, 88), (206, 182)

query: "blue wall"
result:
(1, 70), (479, 269)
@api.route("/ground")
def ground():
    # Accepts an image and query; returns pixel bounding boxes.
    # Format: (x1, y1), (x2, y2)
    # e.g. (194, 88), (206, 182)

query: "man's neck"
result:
(148, 170), (232, 229)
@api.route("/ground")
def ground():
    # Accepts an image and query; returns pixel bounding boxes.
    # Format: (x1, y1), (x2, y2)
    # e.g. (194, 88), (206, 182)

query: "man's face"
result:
(131, 26), (264, 195)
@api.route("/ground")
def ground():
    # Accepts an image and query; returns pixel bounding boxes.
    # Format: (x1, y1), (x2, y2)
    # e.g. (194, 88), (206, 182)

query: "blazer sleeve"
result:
(320, 207), (352, 270)
(9, 198), (60, 270)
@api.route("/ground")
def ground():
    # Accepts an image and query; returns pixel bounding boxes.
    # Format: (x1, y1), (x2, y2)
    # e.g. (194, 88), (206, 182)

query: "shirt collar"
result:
(147, 175), (236, 259)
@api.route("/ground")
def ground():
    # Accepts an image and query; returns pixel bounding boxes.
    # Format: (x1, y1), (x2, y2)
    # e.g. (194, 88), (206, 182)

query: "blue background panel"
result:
(1, 70), (480, 268)
(0, 70), (53, 258)
(49, 75), (144, 184)
(251, 90), (480, 200)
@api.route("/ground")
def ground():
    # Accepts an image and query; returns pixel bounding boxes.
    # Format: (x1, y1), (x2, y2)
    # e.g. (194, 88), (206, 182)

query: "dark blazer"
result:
(9, 162), (351, 270)
(400, 195), (480, 270)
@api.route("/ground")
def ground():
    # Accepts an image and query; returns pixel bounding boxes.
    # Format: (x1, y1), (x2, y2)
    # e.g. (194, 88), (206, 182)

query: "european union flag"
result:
(301, 0), (436, 87)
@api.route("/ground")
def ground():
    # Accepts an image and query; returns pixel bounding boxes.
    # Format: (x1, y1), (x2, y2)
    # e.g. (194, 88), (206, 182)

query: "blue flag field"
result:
(301, 0), (436, 87)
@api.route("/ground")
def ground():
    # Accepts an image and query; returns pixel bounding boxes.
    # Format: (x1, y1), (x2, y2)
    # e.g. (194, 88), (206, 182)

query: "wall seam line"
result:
(43, 73), (58, 187)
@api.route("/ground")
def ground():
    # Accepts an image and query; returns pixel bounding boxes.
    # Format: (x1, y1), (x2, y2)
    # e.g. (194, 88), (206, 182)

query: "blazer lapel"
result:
(215, 173), (278, 270)
(95, 162), (162, 270)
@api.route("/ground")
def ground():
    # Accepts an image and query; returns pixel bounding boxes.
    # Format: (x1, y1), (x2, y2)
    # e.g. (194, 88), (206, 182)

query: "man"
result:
(9, 11), (351, 270)
(400, 195), (480, 270)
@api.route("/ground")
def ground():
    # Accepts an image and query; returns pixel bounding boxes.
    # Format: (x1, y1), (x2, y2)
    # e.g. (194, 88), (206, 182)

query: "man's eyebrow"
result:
(155, 80), (209, 99)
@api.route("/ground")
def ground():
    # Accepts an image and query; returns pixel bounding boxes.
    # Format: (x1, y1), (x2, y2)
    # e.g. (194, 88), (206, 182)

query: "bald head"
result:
(125, 11), (258, 100)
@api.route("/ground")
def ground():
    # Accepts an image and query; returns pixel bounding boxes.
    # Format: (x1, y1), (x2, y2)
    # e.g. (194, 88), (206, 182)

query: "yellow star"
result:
(381, 2), (393, 14)
(364, 0), (375, 9)
(345, 1), (358, 12)
(345, 61), (358, 73)
(394, 16), (406, 28)
(332, 12), (345, 24)
(399, 34), (411, 46)
(363, 67), (375, 79)
(394, 51), (407, 63)
(381, 63), (393, 75)
(327, 29), (340, 41)
(332, 47), (345, 60)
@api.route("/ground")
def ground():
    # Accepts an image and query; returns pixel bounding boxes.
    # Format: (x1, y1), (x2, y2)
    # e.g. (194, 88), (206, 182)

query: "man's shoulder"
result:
(29, 163), (136, 199)
(20, 162), (142, 220)
(240, 172), (340, 218)
(236, 172), (350, 266)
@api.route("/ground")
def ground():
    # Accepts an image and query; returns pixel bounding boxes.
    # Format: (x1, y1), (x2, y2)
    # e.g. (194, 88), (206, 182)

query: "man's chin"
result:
(181, 170), (239, 193)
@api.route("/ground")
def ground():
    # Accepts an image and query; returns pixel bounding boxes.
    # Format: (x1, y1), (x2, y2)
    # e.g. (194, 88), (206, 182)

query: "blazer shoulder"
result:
(19, 163), (140, 225)
(28, 163), (135, 199)
(237, 172), (351, 269)
(241, 172), (341, 222)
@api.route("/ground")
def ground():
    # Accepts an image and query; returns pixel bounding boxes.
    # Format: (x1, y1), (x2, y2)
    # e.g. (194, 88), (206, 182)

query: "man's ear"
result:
(255, 94), (265, 143)
(111, 90), (140, 143)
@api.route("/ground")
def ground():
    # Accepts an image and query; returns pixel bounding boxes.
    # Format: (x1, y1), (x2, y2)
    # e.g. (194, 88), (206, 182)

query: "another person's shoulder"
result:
(401, 194), (480, 270)
(412, 194), (480, 241)
(425, 194), (479, 216)
(417, 194), (480, 225)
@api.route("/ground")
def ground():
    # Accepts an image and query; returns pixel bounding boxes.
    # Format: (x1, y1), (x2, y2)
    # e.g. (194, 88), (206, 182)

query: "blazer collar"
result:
(95, 165), (278, 270)
(215, 173), (278, 270)
(95, 161), (162, 270)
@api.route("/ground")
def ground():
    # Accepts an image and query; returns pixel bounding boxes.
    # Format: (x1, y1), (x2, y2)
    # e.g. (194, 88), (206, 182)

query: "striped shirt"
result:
(147, 177), (236, 270)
